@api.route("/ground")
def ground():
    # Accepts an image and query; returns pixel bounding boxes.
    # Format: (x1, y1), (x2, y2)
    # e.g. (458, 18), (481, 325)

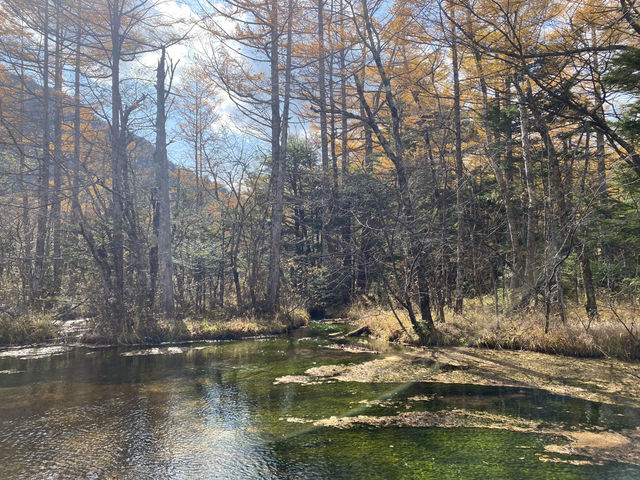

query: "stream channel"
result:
(1, 321), (639, 479)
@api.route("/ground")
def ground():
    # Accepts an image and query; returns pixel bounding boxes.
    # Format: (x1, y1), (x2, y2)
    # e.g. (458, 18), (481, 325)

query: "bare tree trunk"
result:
(219, 226), (226, 307)
(266, 0), (292, 312)
(356, 0), (436, 342)
(51, 5), (64, 296)
(356, 50), (373, 295)
(339, 24), (352, 300)
(521, 71), (574, 324)
(580, 244), (598, 320)
(32, 1), (51, 308)
(473, 53), (522, 291)
(231, 241), (243, 309)
(492, 261), (500, 325)
(317, 0), (330, 257)
(266, 4), (282, 313)
(514, 77), (537, 295)
(328, 48), (339, 195)
(72, 24), (81, 222)
(503, 79), (523, 289)
(154, 47), (175, 319)
(149, 190), (159, 304)
(70, 11), (117, 314)
(596, 128), (606, 191)
(590, 26), (607, 193)
(110, 0), (127, 333)
(18, 28), (32, 309)
(451, 21), (464, 314)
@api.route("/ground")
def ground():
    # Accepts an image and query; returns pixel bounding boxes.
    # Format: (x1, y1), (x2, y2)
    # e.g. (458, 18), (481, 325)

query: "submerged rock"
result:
(273, 375), (320, 385)
(313, 410), (640, 466)
(0, 345), (71, 359)
(323, 343), (379, 354)
(121, 346), (186, 357)
(280, 416), (312, 423)
(305, 364), (350, 377)
(292, 347), (640, 407)
(305, 355), (436, 383)
(544, 429), (640, 466)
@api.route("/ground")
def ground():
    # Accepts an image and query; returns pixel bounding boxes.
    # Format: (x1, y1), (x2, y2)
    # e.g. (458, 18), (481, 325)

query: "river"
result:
(0, 321), (639, 479)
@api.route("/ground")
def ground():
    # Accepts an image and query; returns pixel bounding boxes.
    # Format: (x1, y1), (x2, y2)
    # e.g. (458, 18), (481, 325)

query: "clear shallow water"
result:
(0, 323), (639, 479)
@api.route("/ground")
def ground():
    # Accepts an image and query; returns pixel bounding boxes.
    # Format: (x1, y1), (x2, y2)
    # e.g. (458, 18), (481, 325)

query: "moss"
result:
(279, 346), (640, 408)
(311, 411), (640, 466)
(544, 430), (640, 465)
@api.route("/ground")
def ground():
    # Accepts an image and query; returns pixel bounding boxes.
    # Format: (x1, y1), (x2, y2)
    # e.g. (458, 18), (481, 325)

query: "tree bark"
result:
(51, 3), (64, 296)
(356, 0), (436, 342)
(580, 244), (599, 320)
(266, 0), (292, 312)
(32, 1), (51, 308)
(592, 27), (607, 193)
(72, 21), (81, 222)
(473, 53), (522, 289)
(109, 0), (127, 333)
(17, 27), (32, 309)
(154, 47), (175, 319)
(339, 25), (352, 300)
(451, 21), (464, 314)
(514, 77), (537, 295)
(317, 0), (331, 258)
(525, 83), (567, 323)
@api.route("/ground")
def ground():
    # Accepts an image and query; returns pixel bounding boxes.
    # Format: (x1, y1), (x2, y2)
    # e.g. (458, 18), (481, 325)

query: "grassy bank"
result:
(183, 308), (310, 341)
(345, 300), (640, 361)
(0, 313), (58, 345)
(79, 308), (311, 345)
(0, 309), (310, 347)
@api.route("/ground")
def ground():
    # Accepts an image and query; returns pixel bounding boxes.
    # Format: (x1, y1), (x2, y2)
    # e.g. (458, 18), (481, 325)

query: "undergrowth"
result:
(183, 308), (310, 341)
(0, 313), (58, 345)
(346, 299), (640, 360)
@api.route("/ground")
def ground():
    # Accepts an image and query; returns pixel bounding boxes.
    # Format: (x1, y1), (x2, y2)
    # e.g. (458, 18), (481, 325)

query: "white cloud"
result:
(127, 0), (244, 141)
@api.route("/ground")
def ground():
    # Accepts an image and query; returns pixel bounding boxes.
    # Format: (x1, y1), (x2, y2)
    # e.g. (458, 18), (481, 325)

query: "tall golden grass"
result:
(346, 299), (640, 360)
(0, 313), (58, 345)
(184, 308), (310, 340)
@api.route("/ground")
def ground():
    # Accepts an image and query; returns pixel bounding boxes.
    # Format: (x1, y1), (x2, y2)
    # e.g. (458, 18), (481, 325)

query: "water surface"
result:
(0, 323), (638, 479)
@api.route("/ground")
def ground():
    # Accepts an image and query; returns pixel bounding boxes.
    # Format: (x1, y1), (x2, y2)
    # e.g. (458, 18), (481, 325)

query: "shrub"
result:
(0, 313), (57, 345)
(184, 308), (309, 341)
(346, 299), (640, 360)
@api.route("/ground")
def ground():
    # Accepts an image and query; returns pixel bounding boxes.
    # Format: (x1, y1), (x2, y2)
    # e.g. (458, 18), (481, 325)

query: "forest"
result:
(0, 0), (639, 355)
(3, 1), (640, 478)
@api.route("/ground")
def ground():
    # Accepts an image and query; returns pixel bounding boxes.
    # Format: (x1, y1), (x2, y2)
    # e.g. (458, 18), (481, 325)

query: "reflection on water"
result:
(0, 325), (639, 479)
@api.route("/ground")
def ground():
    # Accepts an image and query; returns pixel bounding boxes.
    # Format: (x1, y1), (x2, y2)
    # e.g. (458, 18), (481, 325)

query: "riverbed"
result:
(1, 321), (639, 479)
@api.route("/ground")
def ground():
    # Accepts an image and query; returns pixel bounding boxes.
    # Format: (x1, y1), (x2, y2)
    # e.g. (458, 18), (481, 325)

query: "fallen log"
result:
(345, 325), (371, 337)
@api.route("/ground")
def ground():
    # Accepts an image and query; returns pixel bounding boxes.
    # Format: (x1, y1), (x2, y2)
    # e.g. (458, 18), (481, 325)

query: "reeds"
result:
(345, 299), (640, 360)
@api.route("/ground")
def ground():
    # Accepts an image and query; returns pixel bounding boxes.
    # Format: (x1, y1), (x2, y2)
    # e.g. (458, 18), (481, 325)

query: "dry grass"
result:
(345, 304), (420, 345)
(0, 313), (58, 345)
(185, 308), (310, 341)
(345, 299), (640, 360)
(80, 308), (310, 345)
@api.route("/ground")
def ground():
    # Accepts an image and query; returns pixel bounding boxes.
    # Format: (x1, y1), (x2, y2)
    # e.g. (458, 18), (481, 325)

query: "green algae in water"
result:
(270, 427), (640, 480)
(1, 326), (640, 479)
(305, 321), (354, 336)
(352, 382), (640, 431)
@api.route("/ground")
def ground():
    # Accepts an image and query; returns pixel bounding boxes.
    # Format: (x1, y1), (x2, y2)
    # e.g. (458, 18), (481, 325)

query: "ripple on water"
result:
(1, 333), (640, 479)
